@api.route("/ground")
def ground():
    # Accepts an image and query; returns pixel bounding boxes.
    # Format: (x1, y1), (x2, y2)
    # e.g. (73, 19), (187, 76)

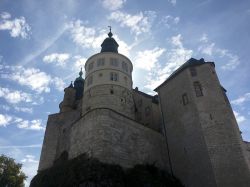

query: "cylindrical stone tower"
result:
(82, 30), (135, 119)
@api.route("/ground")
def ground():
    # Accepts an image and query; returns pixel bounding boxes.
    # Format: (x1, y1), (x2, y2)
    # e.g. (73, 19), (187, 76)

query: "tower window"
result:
(110, 58), (118, 66)
(87, 76), (93, 86)
(88, 62), (94, 71)
(190, 67), (197, 77)
(182, 93), (189, 105)
(193, 81), (203, 97)
(122, 61), (128, 72)
(110, 72), (119, 81)
(97, 58), (105, 66)
(145, 106), (151, 116)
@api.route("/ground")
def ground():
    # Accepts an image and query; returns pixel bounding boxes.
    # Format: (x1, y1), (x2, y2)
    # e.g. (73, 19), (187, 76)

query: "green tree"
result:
(0, 154), (27, 187)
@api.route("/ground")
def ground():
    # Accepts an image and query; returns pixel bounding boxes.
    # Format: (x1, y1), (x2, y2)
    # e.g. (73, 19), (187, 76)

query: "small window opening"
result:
(110, 89), (114, 94)
(194, 81), (203, 97)
(190, 67), (197, 77)
(182, 93), (189, 105)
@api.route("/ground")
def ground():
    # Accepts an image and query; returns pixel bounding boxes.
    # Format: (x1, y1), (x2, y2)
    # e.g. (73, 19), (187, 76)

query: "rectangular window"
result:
(194, 82), (203, 97)
(122, 61), (128, 72)
(182, 93), (189, 105)
(88, 62), (94, 71)
(110, 72), (119, 81)
(97, 58), (105, 66)
(110, 58), (118, 66)
(190, 67), (197, 77)
(87, 76), (93, 86)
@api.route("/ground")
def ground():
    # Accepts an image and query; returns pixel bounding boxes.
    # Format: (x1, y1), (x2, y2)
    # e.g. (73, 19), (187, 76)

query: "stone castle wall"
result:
(195, 63), (250, 186)
(157, 66), (217, 187)
(69, 108), (170, 170)
(156, 62), (250, 187)
(82, 84), (135, 119)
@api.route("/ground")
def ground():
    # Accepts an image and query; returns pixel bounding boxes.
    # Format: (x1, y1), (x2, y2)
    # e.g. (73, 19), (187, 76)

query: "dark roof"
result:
(101, 31), (119, 53)
(154, 58), (215, 91)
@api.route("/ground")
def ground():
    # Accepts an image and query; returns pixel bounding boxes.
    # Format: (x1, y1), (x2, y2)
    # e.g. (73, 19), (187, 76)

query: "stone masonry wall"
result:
(195, 63), (250, 187)
(69, 108), (170, 170)
(157, 67), (217, 187)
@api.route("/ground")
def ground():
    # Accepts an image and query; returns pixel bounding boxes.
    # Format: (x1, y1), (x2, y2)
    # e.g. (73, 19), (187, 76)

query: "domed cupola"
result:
(101, 26), (119, 53)
(74, 68), (84, 100)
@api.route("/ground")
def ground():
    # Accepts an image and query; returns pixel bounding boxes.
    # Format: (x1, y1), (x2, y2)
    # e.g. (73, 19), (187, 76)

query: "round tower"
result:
(82, 28), (135, 119)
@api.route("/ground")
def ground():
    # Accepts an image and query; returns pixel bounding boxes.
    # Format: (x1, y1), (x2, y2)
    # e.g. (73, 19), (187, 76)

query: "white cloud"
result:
(68, 20), (96, 48)
(231, 93), (250, 105)
(43, 53), (70, 67)
(102, 0), (126, 10)
(198, 42), (215, 56)
(53, 77), (66, 91)
(17, 119), (44, 131)
(74, 56), (87, 70)
(68, 20), (132, 56)
(134, 47), (166, 70)
(160, 15), (180, 28)
(108, 10), (156, 35)
(168, 0), (177, 6)
(11, 67), (51, 93)
(234, 110), (246, 124)
(0, 87), (32, 104)
(145, 34), (192, 90)
(14, 106), (33, 114)
(200, 33), (208, 43)
(21, 155), (39, 187)
(198, 34), (240, 70)
(0, 12), (11, 19)
(0, 12), (31, 38)
(1, 65), (65, 93)
(0, 114), (12, 127)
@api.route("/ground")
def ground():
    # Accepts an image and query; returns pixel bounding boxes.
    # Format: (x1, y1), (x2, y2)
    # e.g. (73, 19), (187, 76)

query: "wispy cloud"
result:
(234, 110), (246, 124)
(0, 87), (32, 104)
(160, 15), (180, 28)
(231, 93), (250, 105)
(68, 20), (132, 56)
(0, 114), (12, 127)
(101, 0), (126, 10)
(0, 12), (31, 38)
(144, 34), (192, 90)
(0, 144), (41, 149)
(198, 33), (240, 70)
(168, 0), (177, 6)
(0, 65), (65, 93)
(108, 10), (156, 35)
(134, 47), (166, 70)
(0, 115), (45, 131)
(43, 53), (70, 67)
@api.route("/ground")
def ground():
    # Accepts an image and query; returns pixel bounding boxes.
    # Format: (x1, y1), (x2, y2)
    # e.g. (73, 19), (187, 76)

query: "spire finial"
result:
(108, 26), (113, 38)
(79, 67), (83, 77)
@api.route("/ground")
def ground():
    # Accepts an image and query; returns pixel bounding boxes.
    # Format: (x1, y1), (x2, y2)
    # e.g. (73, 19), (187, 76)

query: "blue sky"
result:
(0, 0), (250, 185)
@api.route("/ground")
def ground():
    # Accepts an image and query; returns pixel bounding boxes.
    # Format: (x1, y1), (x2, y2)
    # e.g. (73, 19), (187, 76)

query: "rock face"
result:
(38, 32), (250, 187)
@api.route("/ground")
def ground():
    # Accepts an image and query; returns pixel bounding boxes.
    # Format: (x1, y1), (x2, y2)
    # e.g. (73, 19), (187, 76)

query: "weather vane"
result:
(108, 26), (112, 32)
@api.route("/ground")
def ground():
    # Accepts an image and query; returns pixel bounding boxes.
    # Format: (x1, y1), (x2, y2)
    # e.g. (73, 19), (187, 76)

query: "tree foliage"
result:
(31, 153), (183, 187)
(0, 154), (27, 187)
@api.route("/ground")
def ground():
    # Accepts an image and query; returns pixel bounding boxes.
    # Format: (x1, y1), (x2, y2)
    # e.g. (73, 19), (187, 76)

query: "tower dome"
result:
(74, 68), (84, 100)
(100, 26), (119, 53)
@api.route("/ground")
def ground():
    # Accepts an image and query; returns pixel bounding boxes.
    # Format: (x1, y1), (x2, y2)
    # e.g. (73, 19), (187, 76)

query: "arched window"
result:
(182, 93), (189, 105)
(193, 81), (203, 97)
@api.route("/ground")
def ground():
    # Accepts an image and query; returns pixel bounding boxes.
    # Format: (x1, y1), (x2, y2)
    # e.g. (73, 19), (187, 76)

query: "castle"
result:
(38, 30), (250, 187)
